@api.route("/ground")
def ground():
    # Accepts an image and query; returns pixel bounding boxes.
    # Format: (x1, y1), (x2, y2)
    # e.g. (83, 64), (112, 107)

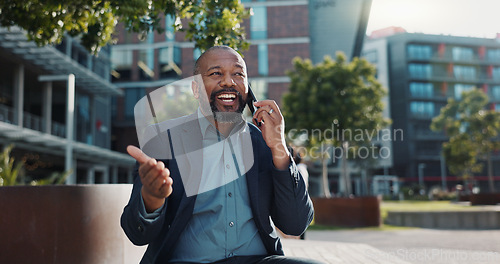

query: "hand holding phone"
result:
(247, 84), (261, 127)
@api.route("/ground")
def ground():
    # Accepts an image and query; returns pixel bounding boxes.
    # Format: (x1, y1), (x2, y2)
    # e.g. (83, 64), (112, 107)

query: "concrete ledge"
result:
(0, 185), (145, 264)
(386, 210), (500, 229)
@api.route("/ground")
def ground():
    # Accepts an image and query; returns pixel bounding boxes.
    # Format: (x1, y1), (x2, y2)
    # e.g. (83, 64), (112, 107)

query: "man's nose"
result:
(219, 74), (236, 87)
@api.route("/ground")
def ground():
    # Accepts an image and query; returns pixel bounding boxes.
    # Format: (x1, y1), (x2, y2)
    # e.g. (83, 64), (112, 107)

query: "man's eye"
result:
(209, 72), (222, 76)
(235, 72), (244, 76)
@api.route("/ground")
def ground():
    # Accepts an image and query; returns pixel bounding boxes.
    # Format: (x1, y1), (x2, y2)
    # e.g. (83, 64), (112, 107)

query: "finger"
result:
(253, 105), (271, 119)
(159, 176), (174, 197)
(254, 105), (276, 124)
(259, 110), (277, 128)
(127, 145), (151, 164)
(139, 158), (158, 181)
(151, 169), (172, 194)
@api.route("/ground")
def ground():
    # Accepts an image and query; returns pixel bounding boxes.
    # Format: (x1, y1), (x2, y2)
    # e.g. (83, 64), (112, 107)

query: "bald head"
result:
(193, 46), (243, 75)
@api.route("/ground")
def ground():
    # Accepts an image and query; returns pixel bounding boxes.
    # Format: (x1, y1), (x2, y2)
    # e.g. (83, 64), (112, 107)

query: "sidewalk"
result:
(282, 239), (411, 264)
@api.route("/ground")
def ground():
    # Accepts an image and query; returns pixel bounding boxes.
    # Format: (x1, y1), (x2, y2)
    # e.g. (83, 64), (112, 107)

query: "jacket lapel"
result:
(246, 128), (261, 220)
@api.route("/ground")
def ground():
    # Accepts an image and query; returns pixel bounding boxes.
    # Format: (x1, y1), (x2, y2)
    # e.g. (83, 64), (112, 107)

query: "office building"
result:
(0, 26), (135, 184)
(363, 29), (500, 190)
(110, 0), (373, 194)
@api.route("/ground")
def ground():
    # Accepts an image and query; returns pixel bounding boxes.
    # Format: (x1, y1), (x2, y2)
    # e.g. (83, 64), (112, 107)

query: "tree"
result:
(431, 88), (500, 193)
(282, 53), (391, 197)
(0, 0), (250, 54)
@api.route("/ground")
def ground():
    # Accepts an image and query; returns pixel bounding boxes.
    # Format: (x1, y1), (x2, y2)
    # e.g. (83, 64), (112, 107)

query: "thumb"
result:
(127, 145), (151, 164)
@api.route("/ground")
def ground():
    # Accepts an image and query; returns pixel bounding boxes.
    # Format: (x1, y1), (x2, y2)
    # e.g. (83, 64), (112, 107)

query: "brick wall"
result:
(267, 82), (290, 107)
(181, 48), (195, 78)
(268, 43), (309, 76)
(267, 5), (309, 39)
(241, 45), (259, 77)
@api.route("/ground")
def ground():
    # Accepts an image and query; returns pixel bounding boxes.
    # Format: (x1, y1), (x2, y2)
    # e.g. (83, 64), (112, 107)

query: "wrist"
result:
(270, 142), (291, 170)
(141, 187), (165, 213)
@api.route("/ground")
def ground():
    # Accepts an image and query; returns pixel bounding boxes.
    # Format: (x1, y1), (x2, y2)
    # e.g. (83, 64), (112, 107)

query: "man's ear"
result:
(192, 80), (200, 99)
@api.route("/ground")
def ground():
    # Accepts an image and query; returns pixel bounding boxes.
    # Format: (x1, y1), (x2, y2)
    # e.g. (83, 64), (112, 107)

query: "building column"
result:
(13, 64), (24, 127)
(111, 166), (118, 183)
(42, 81), (53, 134)
(127, 167), (134, 183)
(66, 74), (76, 184)
(90, 95), (96, 145)
(87, 166), (95, 184)
(102, 166), (109, 183)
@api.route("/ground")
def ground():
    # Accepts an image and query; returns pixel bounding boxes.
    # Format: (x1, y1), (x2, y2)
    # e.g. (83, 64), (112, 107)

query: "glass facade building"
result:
(363, 31), (500, 190)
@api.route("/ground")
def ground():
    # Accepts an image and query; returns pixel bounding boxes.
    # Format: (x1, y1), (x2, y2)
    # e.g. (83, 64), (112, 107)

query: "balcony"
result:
(0, 104), (66, 138)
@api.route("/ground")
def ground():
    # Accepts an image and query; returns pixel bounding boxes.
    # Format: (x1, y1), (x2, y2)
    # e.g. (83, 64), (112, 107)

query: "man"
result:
(121, 46), (319, 264)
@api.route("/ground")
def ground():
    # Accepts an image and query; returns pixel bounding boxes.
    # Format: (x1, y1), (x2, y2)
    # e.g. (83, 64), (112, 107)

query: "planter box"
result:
(311, 196), (381, 227)
(386, 210), (500, 229)
(0, 185), (146, 264)
(458, 194), (470, 202)
(470, 193), (500, 205)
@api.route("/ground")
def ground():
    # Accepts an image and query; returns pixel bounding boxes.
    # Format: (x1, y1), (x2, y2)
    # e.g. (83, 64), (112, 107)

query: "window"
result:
(159, 47), (182, 79)
(165, 15), (175, 41)
(251, 7), (267, 39)
(125, 88), (146, 119)
(111, 49), (133, 81)
(409, 64), (432, 78)
(491, 86), (500, 100)
(410, 101), (435, 118)
(139, 49), (155, 80)
(487, 49), (500, 61)
(452, 47), (473, 61)
(258, 44), (268, 76)
(193, 48), (202, 62)
(407, 44), (432, 59)
(454, 83), (474, 99)
(362, 50), (378, 63)
(493, 67), (500, 81)
(409, 82), (433, 98)
(76, 94), (92, 144)
(453, 65), (476, 80)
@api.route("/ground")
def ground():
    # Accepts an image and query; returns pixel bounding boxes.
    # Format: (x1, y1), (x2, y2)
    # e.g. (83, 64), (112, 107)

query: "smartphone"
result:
(247, 84), (261, 127)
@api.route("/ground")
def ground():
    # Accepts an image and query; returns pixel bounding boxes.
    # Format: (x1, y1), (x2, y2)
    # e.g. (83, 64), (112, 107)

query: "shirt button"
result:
(229, 221), (234, 227)
(228, 192), (232, 197)
(226, 164), (230, 169)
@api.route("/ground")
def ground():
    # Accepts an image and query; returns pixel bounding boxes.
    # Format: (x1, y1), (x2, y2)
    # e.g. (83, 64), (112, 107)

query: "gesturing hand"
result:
(127, 145), (173, 213)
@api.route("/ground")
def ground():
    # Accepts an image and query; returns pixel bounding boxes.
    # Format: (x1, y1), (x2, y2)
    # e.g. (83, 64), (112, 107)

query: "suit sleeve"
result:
(270, 155), (314, 236)
(120, 163), (168, 246)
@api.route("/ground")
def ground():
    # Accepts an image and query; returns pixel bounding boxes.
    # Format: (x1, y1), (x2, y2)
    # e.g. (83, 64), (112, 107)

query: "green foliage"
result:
(399, 185), (429, 201)
(0, 144), (69, 186)
(0, 0), (250, 54)
(283, 53), (391, 148)
(282, 53), (391, 196)
(431, 88), (500, 186)
(442, 134), (482, 178)
(0, 144), (24, 186)
(30, 170), (71, 186)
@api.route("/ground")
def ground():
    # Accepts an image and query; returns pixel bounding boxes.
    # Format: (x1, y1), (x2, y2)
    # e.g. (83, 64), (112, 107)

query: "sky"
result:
(366, 0), (500, 39)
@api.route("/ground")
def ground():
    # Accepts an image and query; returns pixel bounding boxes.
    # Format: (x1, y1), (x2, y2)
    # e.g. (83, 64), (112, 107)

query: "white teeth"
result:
(217, 93), (236, 99)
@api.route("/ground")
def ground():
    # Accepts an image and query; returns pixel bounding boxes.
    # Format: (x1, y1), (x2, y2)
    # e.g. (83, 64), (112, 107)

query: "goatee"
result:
(210, 88), (246, 124)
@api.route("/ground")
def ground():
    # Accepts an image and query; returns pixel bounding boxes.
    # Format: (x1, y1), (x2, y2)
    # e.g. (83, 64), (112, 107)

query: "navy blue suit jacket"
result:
(121, 115), (314, 263)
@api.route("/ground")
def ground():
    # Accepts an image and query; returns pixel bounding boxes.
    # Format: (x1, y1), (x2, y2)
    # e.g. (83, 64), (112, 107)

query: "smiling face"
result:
(195, 47), (249, 123)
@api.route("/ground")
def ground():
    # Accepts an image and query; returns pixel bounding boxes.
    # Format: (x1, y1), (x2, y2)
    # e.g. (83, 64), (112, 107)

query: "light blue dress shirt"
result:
(142, 109), (267, 263)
